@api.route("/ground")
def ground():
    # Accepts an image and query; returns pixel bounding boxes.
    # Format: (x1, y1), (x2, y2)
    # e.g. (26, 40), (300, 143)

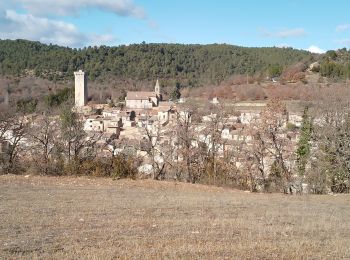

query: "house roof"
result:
(86, 115), (103, 120)
(126, 91), (157, 100)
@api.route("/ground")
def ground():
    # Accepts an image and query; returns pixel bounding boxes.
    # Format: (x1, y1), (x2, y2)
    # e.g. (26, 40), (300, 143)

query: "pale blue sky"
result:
(1, 0), (350, 52)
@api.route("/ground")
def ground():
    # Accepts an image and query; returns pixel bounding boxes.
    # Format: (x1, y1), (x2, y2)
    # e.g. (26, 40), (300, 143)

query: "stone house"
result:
(84, 116), (104, 132)
(103, 117), (122, 135)
(102, 108), (121, 118)
(125, 92), (159, 109)
(125, 80), (162, 109)
(157, 102), (176, 124)
(84, 116), (122, 134)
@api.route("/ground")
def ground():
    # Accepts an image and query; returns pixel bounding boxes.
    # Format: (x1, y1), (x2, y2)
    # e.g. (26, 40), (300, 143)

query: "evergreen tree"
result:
(170, 82), (181, 100)
(0, 39), (311, 84)
(296, 107), (312, 176)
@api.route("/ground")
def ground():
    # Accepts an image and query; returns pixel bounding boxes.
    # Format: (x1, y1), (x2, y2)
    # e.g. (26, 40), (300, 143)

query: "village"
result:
(67, 70), (304, 183)
(3, 1), (350, 258)
(0, 68), (307, 192)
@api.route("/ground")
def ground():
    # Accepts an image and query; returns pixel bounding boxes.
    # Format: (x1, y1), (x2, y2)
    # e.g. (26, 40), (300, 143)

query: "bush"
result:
(45, 87), (74, 107)
(286, 122), (297, 131)
(16, 98), (38, 113)
(111, 155), (139, 179)
(64, 156), (140, 179)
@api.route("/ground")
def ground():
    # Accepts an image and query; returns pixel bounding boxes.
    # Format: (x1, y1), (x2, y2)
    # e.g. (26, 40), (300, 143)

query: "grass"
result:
(1, 175), (349, 259)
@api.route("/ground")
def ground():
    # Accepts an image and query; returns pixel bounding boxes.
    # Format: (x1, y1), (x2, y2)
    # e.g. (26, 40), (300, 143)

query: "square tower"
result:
(154, 79), (160, 95)
(74, 70), (88, 107)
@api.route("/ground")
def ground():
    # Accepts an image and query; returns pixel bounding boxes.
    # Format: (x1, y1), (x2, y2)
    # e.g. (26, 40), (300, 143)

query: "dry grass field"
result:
(1, 175), (349, 259)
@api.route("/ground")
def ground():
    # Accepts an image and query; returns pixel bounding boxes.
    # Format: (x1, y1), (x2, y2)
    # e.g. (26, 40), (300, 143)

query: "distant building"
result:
(84, 116), (122, 135)
(84, 115), (104, 132)
(74, 70), (88, 107)
(177, 97), (186, 103)
(210, 97), (219, 104)
(125, 79), (162, 109)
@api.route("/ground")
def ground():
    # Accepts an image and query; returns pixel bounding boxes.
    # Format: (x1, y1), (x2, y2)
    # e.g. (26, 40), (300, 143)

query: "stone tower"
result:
(154, 79), (160, 95)
(74, 70), (88, 107)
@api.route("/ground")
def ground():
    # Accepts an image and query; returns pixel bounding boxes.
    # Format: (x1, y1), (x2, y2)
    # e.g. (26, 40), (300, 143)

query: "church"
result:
(125, 79), (162, 109)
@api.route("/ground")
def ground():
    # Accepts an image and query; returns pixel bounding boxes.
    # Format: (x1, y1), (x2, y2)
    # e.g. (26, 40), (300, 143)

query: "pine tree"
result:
(170, 82), (181, 100)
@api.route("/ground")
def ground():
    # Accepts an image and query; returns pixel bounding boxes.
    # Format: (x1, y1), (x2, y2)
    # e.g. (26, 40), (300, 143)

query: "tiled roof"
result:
(126, 91), (156, 100)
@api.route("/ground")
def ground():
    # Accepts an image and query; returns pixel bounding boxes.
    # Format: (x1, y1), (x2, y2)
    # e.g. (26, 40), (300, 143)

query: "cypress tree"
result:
(296, 107), (312, 176)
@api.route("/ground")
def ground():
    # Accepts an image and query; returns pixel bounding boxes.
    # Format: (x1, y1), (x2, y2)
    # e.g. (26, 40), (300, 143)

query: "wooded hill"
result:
(318, 48), (350, 79)
(0, 39), (313, 86)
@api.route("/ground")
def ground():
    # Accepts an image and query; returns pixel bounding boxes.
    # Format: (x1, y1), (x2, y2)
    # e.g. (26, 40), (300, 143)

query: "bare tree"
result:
(28, 112), (58, 175)
(0, 106), (14, 142)
(244, 123), (269, 191)
(141, 112), (173, 180)
(243, 100), (294, 192)
(199, 103), (235, 184)
(59, 106), (100, 174)
(173, 102), (205, 183)
(309, 90), (350, 193)
(0, 106), (28, 174)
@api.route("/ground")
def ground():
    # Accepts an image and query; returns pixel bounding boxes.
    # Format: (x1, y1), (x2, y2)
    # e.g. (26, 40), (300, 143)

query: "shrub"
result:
(286, 122), (297, 131)
(45, 87), (74, 107)
(111, 155), (139, 180)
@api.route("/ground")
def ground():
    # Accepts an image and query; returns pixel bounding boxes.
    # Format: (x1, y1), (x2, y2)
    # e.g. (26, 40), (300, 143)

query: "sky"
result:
(1, 0), (350, 53)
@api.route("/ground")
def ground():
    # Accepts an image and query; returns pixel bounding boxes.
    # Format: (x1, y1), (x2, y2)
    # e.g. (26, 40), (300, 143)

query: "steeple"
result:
(155, 79), (160, 95)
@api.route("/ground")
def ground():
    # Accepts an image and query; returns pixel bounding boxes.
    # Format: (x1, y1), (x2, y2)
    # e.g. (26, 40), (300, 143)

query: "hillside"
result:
(318, 48), (350, 79)
(0, 39), (313, 86)
(4, 39), (350, 108)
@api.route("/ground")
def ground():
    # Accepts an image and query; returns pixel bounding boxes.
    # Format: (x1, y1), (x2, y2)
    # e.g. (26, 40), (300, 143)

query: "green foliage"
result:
(319, 49), (350, 79)
(320, 61), (346, 78)
(286, 122), (297, 131)
(170, 82), (182, 100)
(296, 107), (312, 176)
(60, 106), (79, 129)
(267, 64), (283, 78)
(0, 39), (311, 85)
(45, 87), (74, 107)
(16, 97), (38, 113)
(118, 89), (127, 102)
(326, 50), (337, 60)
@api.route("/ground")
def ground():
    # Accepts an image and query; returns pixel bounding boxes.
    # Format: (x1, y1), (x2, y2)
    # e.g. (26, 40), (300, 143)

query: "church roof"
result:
(126, 91), (157, 100)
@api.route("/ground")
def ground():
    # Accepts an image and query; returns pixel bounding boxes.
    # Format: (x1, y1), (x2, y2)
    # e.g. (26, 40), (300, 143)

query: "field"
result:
(1, 175), (350, 259)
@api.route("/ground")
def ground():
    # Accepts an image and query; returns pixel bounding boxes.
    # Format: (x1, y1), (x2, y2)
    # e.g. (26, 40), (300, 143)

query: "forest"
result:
(0, 39), (314, 86)
(3, 39), (350, 113)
